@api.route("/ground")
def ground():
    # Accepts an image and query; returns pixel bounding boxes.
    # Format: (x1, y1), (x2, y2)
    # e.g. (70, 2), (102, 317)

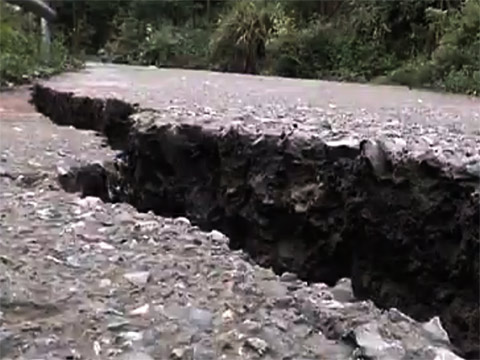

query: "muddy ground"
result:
(1, 64), (479, 360)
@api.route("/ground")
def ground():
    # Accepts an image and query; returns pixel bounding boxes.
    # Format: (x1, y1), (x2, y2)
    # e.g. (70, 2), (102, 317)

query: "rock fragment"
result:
(129, 303), (150, 316)
(422, 316), (450, 344)
(123, 271), (150, 287)
(187, 307), (213, 329)
(170, 347), (187, 359)
(207, 229), (229, 245)
(118, 331), (143, 343)
(330, 278), (355, 303)
(244, 337), (269, 356)
(351, 322), (406, 360)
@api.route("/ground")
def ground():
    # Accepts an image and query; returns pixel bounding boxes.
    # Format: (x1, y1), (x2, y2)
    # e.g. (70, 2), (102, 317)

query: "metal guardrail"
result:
(3, 0), (57, 21)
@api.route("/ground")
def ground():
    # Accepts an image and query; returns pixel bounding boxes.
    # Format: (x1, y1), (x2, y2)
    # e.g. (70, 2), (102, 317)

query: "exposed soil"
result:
(30, 63), (480, 359)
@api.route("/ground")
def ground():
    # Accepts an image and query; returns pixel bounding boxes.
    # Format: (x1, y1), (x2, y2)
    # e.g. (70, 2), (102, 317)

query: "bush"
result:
(331, 36), (399, 82)
(105, 8), (210, 69)
(443, 68), (480, 94)
(266, 16), (400, 82)
(387, 0), (480, 95)
(210, 1), (286, 74)
(0, 20), (37, 83)
(266, 20), (334, 78)
(104, 10), (147, 64)
(389, 59), (435, 88)
(142, 26), (210, 68)
(431, 0), (480, 94)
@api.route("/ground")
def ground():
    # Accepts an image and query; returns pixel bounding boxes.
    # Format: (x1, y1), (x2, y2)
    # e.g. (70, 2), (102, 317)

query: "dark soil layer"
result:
(31, 84), (480, 359)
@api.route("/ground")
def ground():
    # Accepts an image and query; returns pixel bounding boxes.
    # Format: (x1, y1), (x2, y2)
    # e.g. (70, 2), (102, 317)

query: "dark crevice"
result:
(31, 84), (480, 359)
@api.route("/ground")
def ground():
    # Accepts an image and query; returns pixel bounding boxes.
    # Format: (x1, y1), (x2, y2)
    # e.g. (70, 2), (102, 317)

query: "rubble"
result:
(123, 271), (151, 287)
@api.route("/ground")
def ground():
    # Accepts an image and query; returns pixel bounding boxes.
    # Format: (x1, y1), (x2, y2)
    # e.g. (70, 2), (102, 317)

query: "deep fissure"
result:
(31, 84), (479, 359)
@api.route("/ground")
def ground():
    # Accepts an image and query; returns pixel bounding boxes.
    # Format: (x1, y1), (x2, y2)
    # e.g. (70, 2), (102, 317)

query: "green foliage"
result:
(11, 0), (477, 95)
(0, 3), (80, 86)
(141, 25), (210, 68)
(387, 0), (480, 95)
(0, 7), (35, 83)
(104, 6), (210, 69)
(265, 0), (479, 93)
(389, 59), (435, 88)
(266, 17), (399, 82)
(265, 20), (334, 78)
(51, 0), (130, 54)
(104, 9), (147, 64)
(130, 0), (195, 25)
(431, 0), (480, 94)
(209, 1), (287, 74)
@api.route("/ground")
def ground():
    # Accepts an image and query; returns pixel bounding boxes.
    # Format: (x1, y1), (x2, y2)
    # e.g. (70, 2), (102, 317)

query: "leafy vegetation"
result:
(388, 0), (480, 94)
(209, 1), (289, 73)
(0, 2), (81, 87)
(104, 8), (210, 69)
(264, 0), (479, 94)
(2, 0), (479, 94)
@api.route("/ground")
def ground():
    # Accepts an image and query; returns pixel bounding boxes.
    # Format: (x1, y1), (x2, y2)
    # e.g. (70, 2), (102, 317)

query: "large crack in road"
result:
(31, 78), (479, 359)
